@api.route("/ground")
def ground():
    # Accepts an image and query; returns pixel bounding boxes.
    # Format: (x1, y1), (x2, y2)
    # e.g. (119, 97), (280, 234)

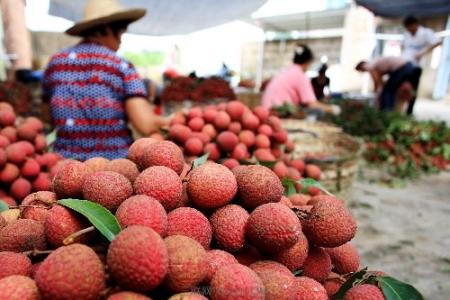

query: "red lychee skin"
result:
(191, 131), (211, 144)
(21, 191), (57, 223)
(0, 252), (32, 279)
(45, 205), (92, 248)
(106, 158), (140, 184)
(271, 146), (282, 158)
(273, 161), (288, 178)
(302, 247), (332, 283)
(42, 152), (62, 169)
(285, 140), (295, 153)
(31, 172), (51, 191)
(268, 116), (282, 131)
(167, 207), (212, 249)
(10, 177), (32, 201)
(0, 102), (13, 111)
(325, 242), (360, 274)
(306, 164), (321, 180)
(203, 108), (218, 123)
(128, 138), (158, 166)
(187, 163), (237, 209)
(323, 273), (344, 298)
(107, 226), (169, 292)
(272, 232), (309, 271)
(344, 284), (385, 300)
(17, 123), (38, 141)
(0, 126), (17, 143)
(36, 244), (106, 300)
(250, 260), (298, 300)
(82, 171), (133, 212)
(279, 196), (293, 208)
(5, 143), (26, 165)
(287, 167), (301, 180)
(0, 110), (16, 126)
(202, 123), (217, 139)
(0, 275), (40, 300)
(235, 165), (283, 208)
(150, 132), (165, 141)
(188, 117), (205, 132)
(226, 101), (246, 121)
(0, 135), (10, 148)
(21, 158), (40, 178)
(222, 158), (240, 170)
(253, 148), (276, 161)
(253, 106), (270, 122)
(185, 137), (204, 156)
(242, 112), (260, 130)
(134, 166), (183, 212)
(169, 292), (208, 300)
(289, 194), (309, 206)
(238, 130), (256, 148)
(52, 161), (91, 199)
(217, 103), (227, 111)
(0, 163), (19, 183)
(164, 235), (207, 292)
(204, 250), (238, 283)
(234, 245), (263, 266)
(246, 203), (302, 253)
(255, 134), (271, 149)
(216, 131), (239, 152)
(169, 124), (192, 145)
(203, 143), (220, 161)
(210, 204), (249, 252)
(295, 276), (328, 300)
(84, 157), (110, 172)
(24, 117), (44, 132)
(210, 263), (265, 300)
(272, 129), (288, 144)
(303, 197), (357, 248)
(290, 159), (305, 173)
(214, 111), (231, 130)
(0, 219), (46, 252)
(170, 112), (186, 125)
(140, 141), (185, 175)
(188, 107), (203, 119)
(16, 141), (35, 157)
(228, 121), (242, 134)
(108, 291), (152, 300)
(231, 143), (249, 161)
(258, 124), (273, 136)
(116, 195), (168, 236)
(0, 149), (6, 167)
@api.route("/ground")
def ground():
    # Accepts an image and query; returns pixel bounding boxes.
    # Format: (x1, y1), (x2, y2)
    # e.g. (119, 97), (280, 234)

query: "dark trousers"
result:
(380, 62), (417, 111)
(406, 67), (422, 115)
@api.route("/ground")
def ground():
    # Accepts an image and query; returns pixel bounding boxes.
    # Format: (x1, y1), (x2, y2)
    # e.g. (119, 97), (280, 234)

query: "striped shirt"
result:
(43, 42), (147, 160)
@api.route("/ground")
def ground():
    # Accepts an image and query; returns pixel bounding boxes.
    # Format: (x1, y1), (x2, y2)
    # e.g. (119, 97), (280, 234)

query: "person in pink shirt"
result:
(262, 44), (340, 115)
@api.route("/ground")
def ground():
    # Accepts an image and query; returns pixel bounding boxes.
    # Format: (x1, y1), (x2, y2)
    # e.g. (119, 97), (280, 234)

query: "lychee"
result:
(210, 263), (265, 300)
(140, 141), (184, 175)
(343, 284), (385, 300)
(242, 112), (260, 130)
(164, 235), (207, 292)
(187, 163), (237, 209)
(0, 275), (40, 300)
(128, 138), (158, 166)
(226, 101), (246, 121)
(203, 107), (218, 124)
(228, 121), (242, 134)
(210, 204), (249, 252)
(17, 123), (37, 141)
(84, 157), (110, 172)
(107, 226), (168, 292)
(0, 163), (19, 183)
(21, 191), (57, 223)
(295, 276), (328, 300)
(216, 131), (238, 152)
(5, 143), (26, 165)
(302, 247), (332, 282)
(21, 159), (40, 178)
(52, 161), (91, 199)
(185, 137), (204, 156)
(0, 110), (16, 126)
(134, 166), (183, 211)
(203, 143), (220, 161)
(36, 244), (106, 300)
(325, 242), (360, 274)
(107, 291), (152, 300)
(0, 252), (32, 279)
(107, 158), (140, 183)
(238, 130), (256, 148)
(306, 164), (321, 180)
(0, 126), (17, 143)
(272, 232), (309, 271)
(214, 111), (231, 130)
(222, 158), (240, 170)
(31, 172), (51, 191)
(204, 250), (238, 283)
(169, 124), (192, 145)
(253, 106), (270, 122)
(0, 219), (46, 252)
(188, 107), (203, 119)
(116, 195), (168, 236)
(253, 148), (276, 161)
(188, 117), (205, 132)
(167, 207), (212, 249)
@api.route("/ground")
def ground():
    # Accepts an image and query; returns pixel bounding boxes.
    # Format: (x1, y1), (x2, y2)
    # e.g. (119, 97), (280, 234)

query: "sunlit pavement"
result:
(413, 98), (450, 124)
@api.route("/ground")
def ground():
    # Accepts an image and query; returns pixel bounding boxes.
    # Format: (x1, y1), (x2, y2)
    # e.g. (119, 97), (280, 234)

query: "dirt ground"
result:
(346, 171), (450, 299)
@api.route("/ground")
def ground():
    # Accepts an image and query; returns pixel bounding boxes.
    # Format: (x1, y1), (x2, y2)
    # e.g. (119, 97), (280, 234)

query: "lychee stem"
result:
(63, 226), (95, 245)
(22, 249), (54, 257)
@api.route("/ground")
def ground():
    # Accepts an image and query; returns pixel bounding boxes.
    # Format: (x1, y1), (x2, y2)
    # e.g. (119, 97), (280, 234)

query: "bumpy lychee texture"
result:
(326, 242), (360, 274)
(302, 247), (332, 283)
(168, 292), (208, 300)
(295, 276), (328, 300)
(272, 231), (309, 271)
(344, 284), (385, 300)
(140, 141), (184, 175)
(0, 252), (32, 279)
(107, 291), (152, 300)
(0, 275), (40, 300)
(52, 161), (90, 198)
(0, 219), (46, 252)
(20, 191), (57, 223)
(204, 249), (238, 283)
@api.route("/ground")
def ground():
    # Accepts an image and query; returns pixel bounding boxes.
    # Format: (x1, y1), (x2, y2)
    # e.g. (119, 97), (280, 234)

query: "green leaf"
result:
(378, 276), (424, 300)
(299, 178), (333, 196)
(57, 199), (121, 242)
(46, 129), (57, 146)
(281, 178), (297, 196)
(192, 153), (209, 169)
(258, 160), (276, 168)
(333, 268), (369, 299)
(0, 200), (9, 212)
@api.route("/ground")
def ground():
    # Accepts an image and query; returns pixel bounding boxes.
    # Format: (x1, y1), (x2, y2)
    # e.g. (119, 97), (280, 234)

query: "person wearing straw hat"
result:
(43, 0), (167, 160)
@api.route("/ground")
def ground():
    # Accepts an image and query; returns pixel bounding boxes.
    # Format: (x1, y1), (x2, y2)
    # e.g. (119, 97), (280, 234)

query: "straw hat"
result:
(65, 0), (146, 36)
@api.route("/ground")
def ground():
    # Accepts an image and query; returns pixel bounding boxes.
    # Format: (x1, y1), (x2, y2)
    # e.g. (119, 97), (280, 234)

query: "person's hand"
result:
(414, 52), (423, 61)
(330, 105), (341, 116)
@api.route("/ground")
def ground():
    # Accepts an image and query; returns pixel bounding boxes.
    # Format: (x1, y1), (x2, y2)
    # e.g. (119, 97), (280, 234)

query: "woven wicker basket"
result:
(282, 119), (363, 193)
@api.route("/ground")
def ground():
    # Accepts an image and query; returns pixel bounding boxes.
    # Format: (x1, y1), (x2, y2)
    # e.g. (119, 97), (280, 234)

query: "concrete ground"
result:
(413, 98), (450, 124)
(347, 172), (450, 299)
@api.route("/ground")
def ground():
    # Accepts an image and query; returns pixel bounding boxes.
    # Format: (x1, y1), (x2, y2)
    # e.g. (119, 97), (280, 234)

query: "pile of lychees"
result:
(0, 138), (386, 300)
(167, 101), (322, 184)
(0, 102), (63, 206)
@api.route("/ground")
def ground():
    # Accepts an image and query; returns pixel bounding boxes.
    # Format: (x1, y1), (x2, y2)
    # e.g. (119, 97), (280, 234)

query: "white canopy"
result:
(49, 0), (267, 35)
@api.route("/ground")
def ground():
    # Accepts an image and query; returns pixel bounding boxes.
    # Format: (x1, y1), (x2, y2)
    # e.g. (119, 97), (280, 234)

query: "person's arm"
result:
(415, 29), (443, 60)
(125, 97), (168, 136)
(369, 70), (383, 93)
(306, 101), (338, 114)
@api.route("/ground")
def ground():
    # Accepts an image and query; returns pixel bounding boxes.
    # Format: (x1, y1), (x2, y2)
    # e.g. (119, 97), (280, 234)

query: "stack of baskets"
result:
(281, 119), (363, 193)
